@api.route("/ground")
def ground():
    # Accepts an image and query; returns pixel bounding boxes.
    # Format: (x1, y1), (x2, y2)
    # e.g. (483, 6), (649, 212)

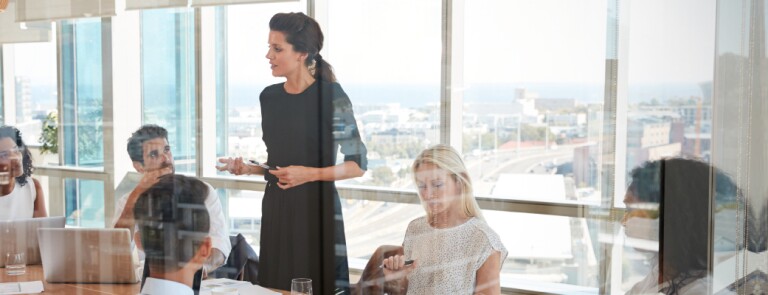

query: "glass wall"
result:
(3, 1), (763, 294)
(710, 0), (768, 293)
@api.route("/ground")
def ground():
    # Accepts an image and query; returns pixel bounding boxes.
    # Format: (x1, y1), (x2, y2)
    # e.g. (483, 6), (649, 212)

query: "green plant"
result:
(39, 112), (58, 154)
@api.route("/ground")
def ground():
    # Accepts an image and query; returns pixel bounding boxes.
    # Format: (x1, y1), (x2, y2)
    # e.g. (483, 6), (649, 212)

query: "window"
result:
(623, 0), (715, 174)
(211, 1), (307, 250)
(215, 1), (306, 169)
(141, 8), (197, 174)
(9, 28), (58, 148)
(216, 188), (264, 248)
(462, 0), (607, 288)
(323, 0), (442, 270)
(463, 0), (607, 200)
(326, 0), (442, 190)
(61, 19), (104, 168)
(619, 0), (717, 291)
(60, 19), (106, 227)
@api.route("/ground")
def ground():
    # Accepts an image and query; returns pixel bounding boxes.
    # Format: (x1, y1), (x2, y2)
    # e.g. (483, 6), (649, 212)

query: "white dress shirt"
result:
(112, 181), (231, 271)
(141, 277), (194, 295)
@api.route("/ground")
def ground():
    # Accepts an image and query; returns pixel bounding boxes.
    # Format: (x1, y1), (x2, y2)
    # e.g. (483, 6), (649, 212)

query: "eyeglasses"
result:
(0, 146), (23, 160)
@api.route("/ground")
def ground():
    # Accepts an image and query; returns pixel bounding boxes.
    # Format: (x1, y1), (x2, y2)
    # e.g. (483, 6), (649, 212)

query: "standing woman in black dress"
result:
(217, 12), (367, 295)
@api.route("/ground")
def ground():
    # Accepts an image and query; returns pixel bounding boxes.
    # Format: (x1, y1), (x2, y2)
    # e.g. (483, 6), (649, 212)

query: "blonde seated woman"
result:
(354, 145), (507, 295)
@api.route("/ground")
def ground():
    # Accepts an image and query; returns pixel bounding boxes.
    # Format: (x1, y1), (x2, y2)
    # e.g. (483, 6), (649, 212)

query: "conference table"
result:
(0, 265), (290, 294)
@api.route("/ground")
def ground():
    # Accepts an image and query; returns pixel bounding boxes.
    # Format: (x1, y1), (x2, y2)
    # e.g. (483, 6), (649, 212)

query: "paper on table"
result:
(200, 278), (279, 295)
(0, 281), (44, 294)
(235, 284), (281, 295)
(198, 279), (279, 295)
(200, 278), (251, 291)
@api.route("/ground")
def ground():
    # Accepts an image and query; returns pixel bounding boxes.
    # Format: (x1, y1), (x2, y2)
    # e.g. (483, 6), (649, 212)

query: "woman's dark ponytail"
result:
(313, 53), (336, 83)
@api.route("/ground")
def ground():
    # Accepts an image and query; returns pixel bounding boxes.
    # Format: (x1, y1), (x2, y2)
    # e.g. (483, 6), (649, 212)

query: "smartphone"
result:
(248, 160), (274, 170)
(379, 259), (414, 269)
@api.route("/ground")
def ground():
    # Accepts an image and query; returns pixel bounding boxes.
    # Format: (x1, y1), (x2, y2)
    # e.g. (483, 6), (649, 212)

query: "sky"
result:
(11, 0), (719, 89)
(225, 0), (717, 86)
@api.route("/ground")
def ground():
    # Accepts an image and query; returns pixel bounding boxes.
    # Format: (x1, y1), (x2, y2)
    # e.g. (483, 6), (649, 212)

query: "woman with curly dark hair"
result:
(0, 126), (46, 220)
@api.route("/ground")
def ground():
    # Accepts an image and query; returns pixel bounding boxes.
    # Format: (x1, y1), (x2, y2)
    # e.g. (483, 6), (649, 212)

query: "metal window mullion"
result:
(35, 167), (108, 181)
(306, 0), (314, 18)
(101, 17), (116, 228)
(198, 174), (593, 218)
(51, 22), (67, 217)
(440, 0), (464, 152)
(1, 45), (16, 125)
(195, 8), (204, 177)
(66, 22), (82, 223)
(217, 7), (228, 159)
(598, 0), (631, 293)
(196, 7), (219, 178)
(0, 47), (3, 124)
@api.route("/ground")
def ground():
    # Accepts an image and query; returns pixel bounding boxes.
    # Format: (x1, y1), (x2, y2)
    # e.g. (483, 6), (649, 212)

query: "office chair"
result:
(209, 233), (260, 282)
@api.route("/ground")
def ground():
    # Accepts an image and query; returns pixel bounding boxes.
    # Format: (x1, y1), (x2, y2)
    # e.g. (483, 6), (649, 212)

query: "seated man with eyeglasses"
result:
(135, 174), (212, 295)
(113, 125), (230, 274)
(0, 126), (47, 220)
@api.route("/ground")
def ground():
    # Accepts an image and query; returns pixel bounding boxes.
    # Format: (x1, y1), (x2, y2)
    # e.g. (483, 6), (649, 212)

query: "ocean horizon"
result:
(24, 81), (709, 109)
(229, 82), (709, 108)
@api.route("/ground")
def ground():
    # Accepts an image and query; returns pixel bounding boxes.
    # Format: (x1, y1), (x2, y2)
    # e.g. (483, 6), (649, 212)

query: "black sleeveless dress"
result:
(258, 80), (367, 294)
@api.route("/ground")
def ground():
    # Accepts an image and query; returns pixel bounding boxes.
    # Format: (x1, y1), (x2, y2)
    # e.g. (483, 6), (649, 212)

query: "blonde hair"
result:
(412, 144), (484, 220)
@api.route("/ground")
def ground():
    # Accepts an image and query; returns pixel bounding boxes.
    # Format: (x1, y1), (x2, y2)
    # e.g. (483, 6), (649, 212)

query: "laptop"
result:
(38, 228), (140, 283)
(0, 216), (65, 267)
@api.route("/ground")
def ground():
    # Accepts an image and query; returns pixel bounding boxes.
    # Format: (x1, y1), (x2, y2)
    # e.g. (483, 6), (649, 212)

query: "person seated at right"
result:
(358, 144), (507, 295)
(622, 158), (740, 295)
(0, 125), (46, 220)
(134, 174), (212, 294)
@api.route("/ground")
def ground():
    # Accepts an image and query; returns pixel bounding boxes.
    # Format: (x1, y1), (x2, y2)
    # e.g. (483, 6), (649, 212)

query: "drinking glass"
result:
(291, 278), (312, 295)
(0, 162), (10, 185)
(5, 252), (26, 276)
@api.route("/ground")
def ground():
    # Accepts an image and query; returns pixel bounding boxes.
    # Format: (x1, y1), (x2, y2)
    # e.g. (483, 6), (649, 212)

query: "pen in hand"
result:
(379, 259), (414, 269)
(247, 160), (274, 170)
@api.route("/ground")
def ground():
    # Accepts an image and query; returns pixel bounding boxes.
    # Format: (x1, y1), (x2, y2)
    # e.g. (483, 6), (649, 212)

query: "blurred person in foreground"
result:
(623, 158), (739, 294)
(355, 144), (507, 295)
(0, 125), (46, 220)
(135, 174), (212, 294)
